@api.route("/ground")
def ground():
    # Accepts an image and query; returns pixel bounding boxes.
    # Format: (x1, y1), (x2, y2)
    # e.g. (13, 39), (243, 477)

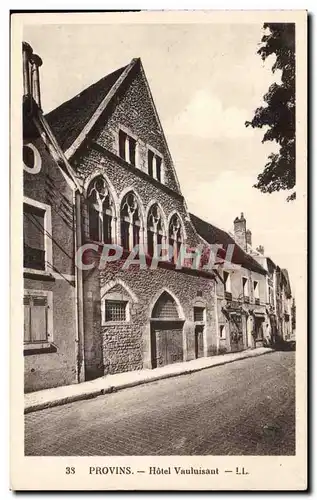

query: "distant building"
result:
(245, 222), (294, 343)
(191, 213), (268, 353)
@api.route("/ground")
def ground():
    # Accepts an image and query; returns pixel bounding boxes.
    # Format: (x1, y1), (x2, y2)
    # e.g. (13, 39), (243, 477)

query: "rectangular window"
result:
(119, 129), (127, 160)
(23, 203), (45, 270)
(156, 156), (162, 182)
(223, 271), (231, 293)
(129, 137), (136, 166)
(194, 306), (205, 323)
(105, 300), (127, 322)
(119, 129), (137, 166)
(253, 281), (259, 299)
(147, 148), (163, 182)
(219, 325), (226, 339)
(242, 277), (249, 297)
(24, 294), (49, 343)
(148, 150), (154, 177)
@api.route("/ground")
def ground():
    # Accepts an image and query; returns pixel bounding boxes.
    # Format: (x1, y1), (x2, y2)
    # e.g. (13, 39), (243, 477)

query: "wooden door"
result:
(151, 321), (183, 368)
(229, 315), (244, 352)
(195, 324), (204, 358)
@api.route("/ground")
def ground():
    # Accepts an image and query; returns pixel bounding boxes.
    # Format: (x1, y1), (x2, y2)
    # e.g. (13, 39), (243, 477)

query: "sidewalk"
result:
(25, 346), (274, 414)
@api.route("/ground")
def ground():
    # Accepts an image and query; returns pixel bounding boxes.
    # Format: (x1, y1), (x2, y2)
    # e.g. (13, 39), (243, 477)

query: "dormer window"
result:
(119, 129), (136, 166)
(147, 149), (163, 182)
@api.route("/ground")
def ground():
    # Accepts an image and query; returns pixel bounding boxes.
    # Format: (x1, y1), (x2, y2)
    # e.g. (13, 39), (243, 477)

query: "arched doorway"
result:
(150, 291), (184, 368)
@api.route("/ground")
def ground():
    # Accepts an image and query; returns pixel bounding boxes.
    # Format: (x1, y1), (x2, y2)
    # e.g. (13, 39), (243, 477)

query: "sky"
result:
(24, 22), (300, 291)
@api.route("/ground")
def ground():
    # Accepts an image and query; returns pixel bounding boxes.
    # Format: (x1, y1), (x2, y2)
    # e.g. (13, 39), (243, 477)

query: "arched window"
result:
(120, 192), (141, 250)
(168, 213), (183, 263)
(152, 291), (179, 319)
(88, 177), (114, 243)
(147, 204), (164, 257)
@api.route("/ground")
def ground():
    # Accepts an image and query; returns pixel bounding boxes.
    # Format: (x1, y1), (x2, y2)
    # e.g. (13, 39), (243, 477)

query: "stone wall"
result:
(83, 260), (216, 379)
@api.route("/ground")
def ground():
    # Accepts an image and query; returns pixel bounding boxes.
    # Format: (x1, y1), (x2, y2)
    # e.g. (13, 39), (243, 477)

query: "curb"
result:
(24, 348), (274, 414)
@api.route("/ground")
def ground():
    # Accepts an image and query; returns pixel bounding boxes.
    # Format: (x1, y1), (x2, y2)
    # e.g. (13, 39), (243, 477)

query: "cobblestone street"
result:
(25, 351), (295, 456)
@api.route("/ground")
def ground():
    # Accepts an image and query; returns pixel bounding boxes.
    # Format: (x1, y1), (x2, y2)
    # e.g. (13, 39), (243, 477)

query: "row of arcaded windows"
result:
(87, 176), (184, 260)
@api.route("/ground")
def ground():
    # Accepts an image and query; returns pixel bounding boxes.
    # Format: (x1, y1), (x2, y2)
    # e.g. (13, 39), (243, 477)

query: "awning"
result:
(222, 307), (243, 316)
(253, 311), (266, 318)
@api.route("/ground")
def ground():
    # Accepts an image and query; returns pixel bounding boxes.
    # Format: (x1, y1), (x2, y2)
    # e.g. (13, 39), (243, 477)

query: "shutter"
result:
(31, 296), (48, 341)
(24, 297), (31, 342)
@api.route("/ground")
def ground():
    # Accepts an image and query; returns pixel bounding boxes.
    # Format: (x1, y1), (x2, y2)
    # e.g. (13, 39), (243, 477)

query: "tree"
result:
(245, 23), (295, 201)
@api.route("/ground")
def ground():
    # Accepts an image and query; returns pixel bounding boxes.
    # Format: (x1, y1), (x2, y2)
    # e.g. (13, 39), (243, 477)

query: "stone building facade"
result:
(22, 44), (293, 392)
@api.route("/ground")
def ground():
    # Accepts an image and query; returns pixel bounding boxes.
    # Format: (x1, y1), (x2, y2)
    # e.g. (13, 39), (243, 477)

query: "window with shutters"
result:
(24, 290), (53, 346)
(23, 197), (52, 273)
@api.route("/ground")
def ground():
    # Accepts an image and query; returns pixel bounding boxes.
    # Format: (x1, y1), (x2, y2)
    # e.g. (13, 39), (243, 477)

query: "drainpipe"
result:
(214, 289), (219, 353)
(74, 189), (85, 383)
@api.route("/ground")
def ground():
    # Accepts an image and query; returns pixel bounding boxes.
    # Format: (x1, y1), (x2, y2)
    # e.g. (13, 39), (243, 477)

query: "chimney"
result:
(30, 53), (43, 109)
(246, 229), (252, 247)
(22, 42), (33, 96)
(256, 245), (264, 255)
(22, 42), (43, 110)
(233, 212), (247, 250)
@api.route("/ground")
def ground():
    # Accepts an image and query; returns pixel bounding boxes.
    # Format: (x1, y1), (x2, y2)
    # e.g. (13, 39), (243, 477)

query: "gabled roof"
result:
(45, 63), (130, 154)
(190, 213), (267, 275)
(44, 57), (183, 194)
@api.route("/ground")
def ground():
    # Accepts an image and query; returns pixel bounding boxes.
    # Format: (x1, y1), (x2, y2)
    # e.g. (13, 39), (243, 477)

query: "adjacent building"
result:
(22, 42), (81, 391)
(22, 43), (294, 392)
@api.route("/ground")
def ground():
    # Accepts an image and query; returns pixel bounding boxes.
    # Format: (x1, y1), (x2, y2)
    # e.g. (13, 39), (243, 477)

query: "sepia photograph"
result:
(10, 10), (307, 491)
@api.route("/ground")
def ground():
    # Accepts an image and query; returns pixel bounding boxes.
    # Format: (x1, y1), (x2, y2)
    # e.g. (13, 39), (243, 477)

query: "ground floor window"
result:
(194, 306), (205, 323)
(219, 324), (226, 339)
(24, 290), (53, 344)
(105, 300), (128, 322)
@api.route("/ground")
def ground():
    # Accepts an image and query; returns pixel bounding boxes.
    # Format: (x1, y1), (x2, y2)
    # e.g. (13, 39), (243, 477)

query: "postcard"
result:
(10, 10), (307, 491)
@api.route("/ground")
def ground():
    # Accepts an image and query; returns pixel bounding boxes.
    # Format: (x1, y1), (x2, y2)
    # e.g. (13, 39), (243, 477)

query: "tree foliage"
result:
(246, 23), (295, 201)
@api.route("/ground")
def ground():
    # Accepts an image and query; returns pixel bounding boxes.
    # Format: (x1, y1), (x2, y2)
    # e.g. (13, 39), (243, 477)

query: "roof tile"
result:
(45, 65), (128, 152)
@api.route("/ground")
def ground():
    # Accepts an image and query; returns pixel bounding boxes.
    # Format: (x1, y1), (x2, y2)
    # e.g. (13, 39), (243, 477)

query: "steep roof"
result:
(45, 64), (129, 153)
(190, 213), (267, 275)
